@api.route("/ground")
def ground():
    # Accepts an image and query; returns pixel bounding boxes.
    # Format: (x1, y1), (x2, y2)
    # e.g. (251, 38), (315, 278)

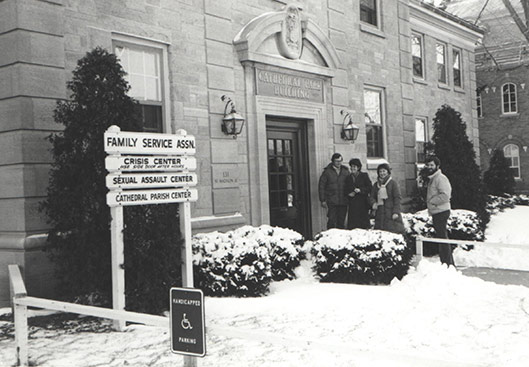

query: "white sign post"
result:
(104, 125), (198, 354)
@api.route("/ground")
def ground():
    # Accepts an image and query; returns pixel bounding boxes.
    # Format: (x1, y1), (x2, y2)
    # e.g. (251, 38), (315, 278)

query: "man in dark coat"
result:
(318, 153), (349, 229)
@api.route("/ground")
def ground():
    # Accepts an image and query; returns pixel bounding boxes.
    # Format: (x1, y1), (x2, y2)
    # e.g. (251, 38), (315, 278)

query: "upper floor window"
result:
(502, 83), (517, 114)
(436, 43), (447, 84)
(503, 144), (521, 179)
(364, 87), (385, 158)
(453, 48), (462, 88)
(415, 117), (428, 163)
(477, 91), (483, 118)
(114, 41), (164, 132)
(411, 33), (424, 79)
(360, 0), (378, 27)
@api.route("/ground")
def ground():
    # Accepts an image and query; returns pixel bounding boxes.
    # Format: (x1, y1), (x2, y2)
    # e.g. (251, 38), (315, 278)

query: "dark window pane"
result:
(437, 64), (446, 83)
(454, 69), (461, 87)
(360, 0), (377, 26)
(284, 140), (292, 155)
(269, 175), (279, 190)
(141, 104), (162, 132)
(366, 125), (383, 158)
(413, 56), (423, 78)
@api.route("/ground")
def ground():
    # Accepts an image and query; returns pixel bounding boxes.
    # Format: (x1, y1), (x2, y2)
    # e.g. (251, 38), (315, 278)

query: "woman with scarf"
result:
(345, 158), (372, 229)
(371, 163), (405, 234)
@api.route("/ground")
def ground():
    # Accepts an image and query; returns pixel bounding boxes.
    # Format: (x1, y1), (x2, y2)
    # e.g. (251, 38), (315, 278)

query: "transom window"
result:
(436, 43), (447, 84)
(114, 42), (164, 132)
(412, 33), (424, 79)
(360, 0), (378, 27)
(453, 48), (462, 88)
(364, 88), (385, 158)
(415, 117), (428, 163)
(502, 83), (517, 114)
(503, 144), (521, 179)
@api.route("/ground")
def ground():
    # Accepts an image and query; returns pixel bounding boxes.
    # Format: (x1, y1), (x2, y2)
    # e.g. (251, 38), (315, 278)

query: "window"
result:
(477, 91), (482, 118)
(360, 0), (378, 27)
(436, 43), (447, 84)
(415, 117), (428, 163)
(453, 48), (462, 88)
(412, 33), (424, 79)
(114, 42), (164, 132)
(502, 83), (517, 114)
(504, 144), (521, 179)
(364, 88), (385, 158)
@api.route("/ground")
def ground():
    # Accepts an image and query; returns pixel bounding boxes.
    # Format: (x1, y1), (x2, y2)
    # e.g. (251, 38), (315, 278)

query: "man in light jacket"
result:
(319, 153), (349, 229)
(425, 156), (453, 265)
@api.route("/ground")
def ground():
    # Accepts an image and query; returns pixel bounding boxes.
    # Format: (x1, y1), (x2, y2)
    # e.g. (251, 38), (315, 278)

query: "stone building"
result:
(0, 0), (482, 305)
(447, 0), (529, 193)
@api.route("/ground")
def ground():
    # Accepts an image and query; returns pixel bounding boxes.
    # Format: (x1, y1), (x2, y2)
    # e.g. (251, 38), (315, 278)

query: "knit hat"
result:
(349, 158), (362, 170)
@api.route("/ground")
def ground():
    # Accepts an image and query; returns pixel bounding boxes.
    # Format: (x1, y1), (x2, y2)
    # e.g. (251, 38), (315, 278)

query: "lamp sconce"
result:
(487, 148), (493, 155)
(220, 95), (245, 138)
(523, 146), (528, 152)
(340, 110), (360, 142)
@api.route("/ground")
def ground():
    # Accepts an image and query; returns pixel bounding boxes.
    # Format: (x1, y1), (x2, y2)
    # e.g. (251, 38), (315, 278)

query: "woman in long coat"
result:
(345, 158), (372, 229)
(371, 163), (405, 234)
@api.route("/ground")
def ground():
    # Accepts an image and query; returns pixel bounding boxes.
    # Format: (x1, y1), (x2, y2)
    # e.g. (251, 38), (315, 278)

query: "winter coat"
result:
(426, 169), (452, 215)
(318, 163), (350, 206)
(345, 171), (372, 229)
(371, 178), (405, 234)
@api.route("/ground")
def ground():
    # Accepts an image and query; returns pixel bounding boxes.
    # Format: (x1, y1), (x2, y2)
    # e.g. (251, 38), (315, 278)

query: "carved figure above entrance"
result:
(277, 5), (303, 60)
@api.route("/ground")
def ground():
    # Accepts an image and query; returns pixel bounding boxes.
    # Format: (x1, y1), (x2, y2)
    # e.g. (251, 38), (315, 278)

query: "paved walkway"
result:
(461, 267), (529, 287)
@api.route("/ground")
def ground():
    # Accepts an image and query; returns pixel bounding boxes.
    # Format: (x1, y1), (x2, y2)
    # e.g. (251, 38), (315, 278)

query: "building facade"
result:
(447, 0), (529, 193)
(0, 0), (482, 305)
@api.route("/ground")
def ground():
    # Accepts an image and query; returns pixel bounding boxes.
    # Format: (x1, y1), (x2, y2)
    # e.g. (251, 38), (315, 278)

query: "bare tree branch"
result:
(502, 0), (529, 43)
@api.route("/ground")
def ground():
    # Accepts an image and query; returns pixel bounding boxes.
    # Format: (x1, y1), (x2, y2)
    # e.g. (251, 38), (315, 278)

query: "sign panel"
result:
(104, 130), (196, 155)
(255, 68), (324, 103)
(106, 172), (197, 190)
(106, 188), (198, 207)
(170, 288), (206, 357)
(212, 165), (239, 189)
(105, 155), (197, 172)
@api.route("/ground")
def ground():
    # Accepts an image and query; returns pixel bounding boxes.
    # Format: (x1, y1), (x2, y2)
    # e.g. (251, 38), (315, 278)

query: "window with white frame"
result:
(412, 33), (424, 79)
(114, 41), (164, 132)
(364, 87), (385, 158)
(453, 48), (462, 88)
(503, 144), (521, 179)
(415, 117), (428, 163)
(436, 42), (447, 84)
(477, 91), (482, 117)
(502, 83), (517, 114)
(360, 0), (378, 27)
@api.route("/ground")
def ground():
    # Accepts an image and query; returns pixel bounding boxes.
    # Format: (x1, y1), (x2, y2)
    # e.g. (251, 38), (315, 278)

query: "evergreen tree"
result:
(41, 47), (181, 313)
(483, 149), (515, 196)
(431, 104), (489, 227)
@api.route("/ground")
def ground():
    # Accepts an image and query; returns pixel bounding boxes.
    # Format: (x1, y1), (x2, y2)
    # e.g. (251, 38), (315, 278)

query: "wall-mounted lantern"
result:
(221, 95), (245, 138)
(340, 110), (360, 142)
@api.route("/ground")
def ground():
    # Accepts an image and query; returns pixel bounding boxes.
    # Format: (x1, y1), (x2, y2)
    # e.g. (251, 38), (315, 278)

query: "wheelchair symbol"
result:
(181, 313), (193, 330)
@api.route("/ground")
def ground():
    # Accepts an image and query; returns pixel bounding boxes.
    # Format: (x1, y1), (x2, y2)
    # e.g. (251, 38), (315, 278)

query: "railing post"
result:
(9, 265), (29, 367)
(416, 237), (423, 261)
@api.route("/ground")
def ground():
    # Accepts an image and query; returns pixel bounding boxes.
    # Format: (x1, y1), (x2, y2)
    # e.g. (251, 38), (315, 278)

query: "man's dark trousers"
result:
(432, 210), (454, 265)
(327, 204), (347, 229)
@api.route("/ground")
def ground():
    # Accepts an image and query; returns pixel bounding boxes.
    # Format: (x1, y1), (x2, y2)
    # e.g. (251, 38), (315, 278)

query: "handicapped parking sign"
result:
(170, 287), (206, 357)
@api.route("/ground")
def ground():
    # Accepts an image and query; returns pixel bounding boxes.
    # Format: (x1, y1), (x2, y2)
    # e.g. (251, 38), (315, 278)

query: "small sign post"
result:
(170, 288), (206, 357)
(104, 125), (201, 366)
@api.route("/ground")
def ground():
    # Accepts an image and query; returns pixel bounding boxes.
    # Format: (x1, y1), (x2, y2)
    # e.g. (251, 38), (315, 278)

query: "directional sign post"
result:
(170, 288), (206, 357)
(104, 125), (200, 359)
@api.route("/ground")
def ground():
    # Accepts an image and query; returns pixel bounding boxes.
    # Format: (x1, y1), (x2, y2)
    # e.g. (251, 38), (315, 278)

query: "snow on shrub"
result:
(486, 195), (516, 215)
(309, 229), (412, 285)
(192, 225), (304, 297)
(402, 209), (484, 255)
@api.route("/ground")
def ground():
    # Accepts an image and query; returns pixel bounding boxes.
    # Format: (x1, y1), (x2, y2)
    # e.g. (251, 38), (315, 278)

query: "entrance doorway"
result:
(266, 118), (311, 238)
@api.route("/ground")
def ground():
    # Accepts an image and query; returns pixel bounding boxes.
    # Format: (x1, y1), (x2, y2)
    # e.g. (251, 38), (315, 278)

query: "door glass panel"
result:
(284, 140), (292, 155)
(286, 175), (293, 190)
(269, 175), (279, 191)
(276, 157), (284, 171)
(268, 139), (275, 156)
(285, 157), (293, 172)
(287, 193), (294, 207)
(276, 139), (283, 155)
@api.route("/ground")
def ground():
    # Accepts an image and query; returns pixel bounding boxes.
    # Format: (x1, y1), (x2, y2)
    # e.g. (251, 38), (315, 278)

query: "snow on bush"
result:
(309, 229), (412, 284)
(192, 225), (304, 297)
(486, 194), (529, 215)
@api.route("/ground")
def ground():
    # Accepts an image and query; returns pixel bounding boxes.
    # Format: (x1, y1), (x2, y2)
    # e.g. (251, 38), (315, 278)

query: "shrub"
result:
(486, 195), (516, 215)
(40, 47), (181, 314)
(192, 225), (304, 297)
(483, 149), (516, 197)
(309, 229), (412, 285)
(402, 209), (484, 255)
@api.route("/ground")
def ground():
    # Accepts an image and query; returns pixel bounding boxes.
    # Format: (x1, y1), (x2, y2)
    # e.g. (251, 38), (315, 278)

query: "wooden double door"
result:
(266, 118), (311, 238)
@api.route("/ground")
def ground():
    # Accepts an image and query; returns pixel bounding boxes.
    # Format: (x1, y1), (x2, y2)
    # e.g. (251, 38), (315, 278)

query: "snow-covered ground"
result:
(455, 206), (529, 271)
(1, 207), (529, 367)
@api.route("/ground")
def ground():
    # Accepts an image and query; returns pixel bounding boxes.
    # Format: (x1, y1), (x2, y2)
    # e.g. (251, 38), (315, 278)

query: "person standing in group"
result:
(425, 156), (453, 266)
(371, 163), (405, 234)
(345, 158), (372, 229)
(319, 153), (349, 229)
